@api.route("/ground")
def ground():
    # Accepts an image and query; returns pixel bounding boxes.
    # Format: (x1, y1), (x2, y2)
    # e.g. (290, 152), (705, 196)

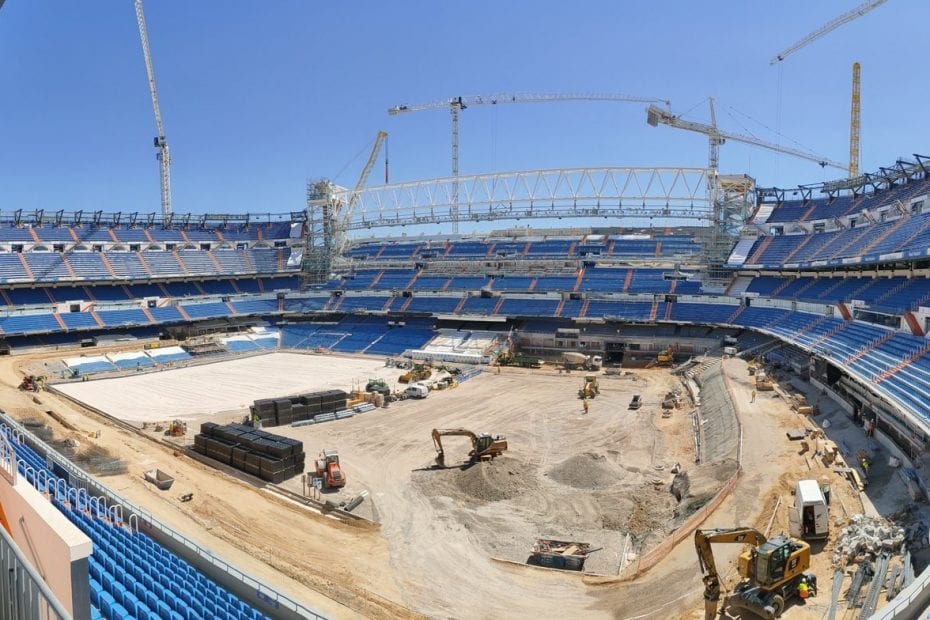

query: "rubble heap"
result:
(834, 514), (906, 564)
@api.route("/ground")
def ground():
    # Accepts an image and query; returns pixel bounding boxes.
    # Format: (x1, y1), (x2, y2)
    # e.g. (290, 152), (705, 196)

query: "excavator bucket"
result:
(727, 585), (781, 620)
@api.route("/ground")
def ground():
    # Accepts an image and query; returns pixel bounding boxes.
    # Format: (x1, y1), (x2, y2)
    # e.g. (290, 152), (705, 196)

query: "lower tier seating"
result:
(3, 426), (267, 620)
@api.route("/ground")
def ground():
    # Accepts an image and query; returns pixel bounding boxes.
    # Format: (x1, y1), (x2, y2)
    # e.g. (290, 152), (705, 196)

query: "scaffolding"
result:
(299, 180), (338, 287)
(300, 166), (724, 286)
(702, 174), (756, 286)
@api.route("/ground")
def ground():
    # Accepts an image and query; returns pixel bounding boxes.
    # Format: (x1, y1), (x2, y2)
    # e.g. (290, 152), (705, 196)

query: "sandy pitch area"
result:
(55, 352), (403, 422)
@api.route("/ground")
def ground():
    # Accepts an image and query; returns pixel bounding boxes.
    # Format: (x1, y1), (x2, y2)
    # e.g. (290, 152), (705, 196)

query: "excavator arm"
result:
(431, 429), (478, 467)
(694, 528), (768, 619)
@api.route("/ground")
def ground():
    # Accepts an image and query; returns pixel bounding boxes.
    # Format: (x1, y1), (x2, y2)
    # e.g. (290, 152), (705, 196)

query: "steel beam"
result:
(330, 167), (712, 231)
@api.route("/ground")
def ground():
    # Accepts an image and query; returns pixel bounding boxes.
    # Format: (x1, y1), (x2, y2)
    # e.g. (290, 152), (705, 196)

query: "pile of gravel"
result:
(546, 453), (622, 490)
(453, 458), (537, 502)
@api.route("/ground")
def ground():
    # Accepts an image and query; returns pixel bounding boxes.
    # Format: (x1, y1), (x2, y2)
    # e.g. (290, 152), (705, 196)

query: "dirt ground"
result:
(268, 365), (692, 616)
(0, 346), (913, 619)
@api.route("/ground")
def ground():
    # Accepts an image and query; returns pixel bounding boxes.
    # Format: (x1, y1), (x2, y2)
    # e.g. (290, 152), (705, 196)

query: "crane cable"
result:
(775, 63), (783, 177)
(331, 134), (380, 185)
(725, 103), (825, 157)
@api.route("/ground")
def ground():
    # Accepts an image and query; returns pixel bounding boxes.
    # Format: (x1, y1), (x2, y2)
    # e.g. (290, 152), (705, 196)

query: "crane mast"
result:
(134, 0), (172, 219)
(770, 0), (888, 64)
(849, 62), (861, 178)
(388, 93), (671, 233)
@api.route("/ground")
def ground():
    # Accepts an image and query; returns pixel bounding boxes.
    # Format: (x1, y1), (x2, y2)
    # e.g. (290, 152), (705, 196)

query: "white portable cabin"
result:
(789, 479), (829, 539)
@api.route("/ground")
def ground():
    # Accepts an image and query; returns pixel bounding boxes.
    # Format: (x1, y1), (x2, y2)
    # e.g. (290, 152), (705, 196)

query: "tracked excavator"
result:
(695, 528), (814, 620)
(431, 428), (508, 468)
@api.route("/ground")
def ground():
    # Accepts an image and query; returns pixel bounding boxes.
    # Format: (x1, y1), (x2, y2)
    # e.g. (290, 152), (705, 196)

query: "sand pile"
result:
(453, 459), (537, 501)
(413, 457), (538, 503)
(546, 453), (622, 489)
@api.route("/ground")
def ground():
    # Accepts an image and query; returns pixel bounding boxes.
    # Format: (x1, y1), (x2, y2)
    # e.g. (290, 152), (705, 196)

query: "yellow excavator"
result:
(578, 375), (600, 399)
(656, 348), (675, 366)
(431, 428), (508, 468)
(695, 528), (813, 620)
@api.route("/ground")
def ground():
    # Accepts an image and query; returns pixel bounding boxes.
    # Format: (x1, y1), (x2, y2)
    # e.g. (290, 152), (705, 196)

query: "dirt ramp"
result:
(670, 458), (739, 521)
(546, 453), (624, 490)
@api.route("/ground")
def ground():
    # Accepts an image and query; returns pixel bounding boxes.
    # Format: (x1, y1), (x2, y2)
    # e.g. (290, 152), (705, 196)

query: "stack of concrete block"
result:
(249, 390), (348, 428)
(193, 422), (305, 483)
(833, 514), (906, 564)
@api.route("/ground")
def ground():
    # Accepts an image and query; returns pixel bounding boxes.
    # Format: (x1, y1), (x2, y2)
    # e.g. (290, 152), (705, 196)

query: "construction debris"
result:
(529, 538), (597, 571)
(833, 514), (906, 565)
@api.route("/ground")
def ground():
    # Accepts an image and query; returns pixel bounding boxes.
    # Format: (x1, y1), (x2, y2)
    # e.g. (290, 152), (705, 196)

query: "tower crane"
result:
(646, 99), (846, 173)
(388, 93), (671, 232)
(134, 0), (172, 219)
(770, 0), (888, 65)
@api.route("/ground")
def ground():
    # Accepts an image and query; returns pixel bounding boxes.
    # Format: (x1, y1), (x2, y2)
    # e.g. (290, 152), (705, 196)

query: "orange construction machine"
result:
(315, 449), (346, 489)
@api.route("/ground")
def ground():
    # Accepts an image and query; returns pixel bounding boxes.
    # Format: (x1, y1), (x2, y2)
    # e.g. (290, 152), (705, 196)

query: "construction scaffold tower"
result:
(704, 174), (756, 285)
(300, 180), (338, 287)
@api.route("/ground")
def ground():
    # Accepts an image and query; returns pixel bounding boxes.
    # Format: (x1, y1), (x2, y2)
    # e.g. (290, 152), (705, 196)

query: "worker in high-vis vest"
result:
(798, 578), (810, 600)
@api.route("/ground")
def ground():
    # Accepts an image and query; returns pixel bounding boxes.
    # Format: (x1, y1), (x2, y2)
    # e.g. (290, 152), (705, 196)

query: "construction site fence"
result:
(619, 359), (743, 580)
(618, 468), (742, 580)
(0, 412), (327, 620)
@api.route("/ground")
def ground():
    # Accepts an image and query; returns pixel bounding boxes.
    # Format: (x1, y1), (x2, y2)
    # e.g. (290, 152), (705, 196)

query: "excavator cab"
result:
(746, 536), (808, 588)
(474, 435), (494, 454)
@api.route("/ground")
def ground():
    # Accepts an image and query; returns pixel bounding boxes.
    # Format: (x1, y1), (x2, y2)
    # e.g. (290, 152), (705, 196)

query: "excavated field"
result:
(8, 348), (779, 619)
(269, 365), (709, 615)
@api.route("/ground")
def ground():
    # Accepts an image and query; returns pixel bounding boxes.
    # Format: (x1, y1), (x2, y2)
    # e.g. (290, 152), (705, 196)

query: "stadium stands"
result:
(2, 427), (268, 619)
(6, 210), (930, 442)
(765, 176), (930, 224)
(343, 233), (701, 263)
(743, 275), (930, 313)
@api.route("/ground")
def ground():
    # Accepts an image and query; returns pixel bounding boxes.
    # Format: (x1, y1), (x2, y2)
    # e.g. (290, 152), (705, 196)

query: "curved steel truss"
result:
(330, 167), (712, 230)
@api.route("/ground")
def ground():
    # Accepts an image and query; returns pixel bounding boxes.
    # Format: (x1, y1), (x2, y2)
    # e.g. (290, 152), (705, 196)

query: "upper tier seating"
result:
(0, 248), (296, 285)
(765, 175), (930, 223)
(743, 209), (930, 268)
(343, 233), (701, 262)
(0, 222), (293, 244)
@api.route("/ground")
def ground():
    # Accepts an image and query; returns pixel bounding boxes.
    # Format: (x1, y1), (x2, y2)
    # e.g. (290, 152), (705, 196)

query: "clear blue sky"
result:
(0, 1), (923, 216)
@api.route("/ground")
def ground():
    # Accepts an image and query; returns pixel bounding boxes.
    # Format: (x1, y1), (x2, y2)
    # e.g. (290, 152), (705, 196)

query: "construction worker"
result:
(750, 389), (756, 403)
(797, 576), (810, 600)
(251, 411), (262, 429)
(582, 399), (589, 415)
(806, 573), (818, 596)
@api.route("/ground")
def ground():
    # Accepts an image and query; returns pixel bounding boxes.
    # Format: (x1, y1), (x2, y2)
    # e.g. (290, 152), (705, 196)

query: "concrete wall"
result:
(0, 476), (91, 619)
